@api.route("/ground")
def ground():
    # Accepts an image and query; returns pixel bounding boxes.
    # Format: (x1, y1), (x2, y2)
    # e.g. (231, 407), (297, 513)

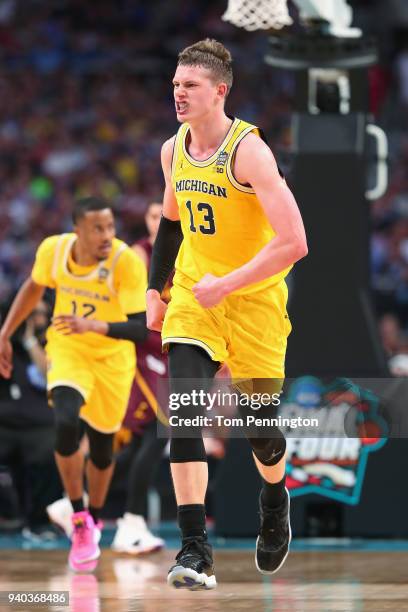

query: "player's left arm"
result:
(53, 311), (148, 341)
(193, 133), (307, 307)
(54, 248), (148, 342)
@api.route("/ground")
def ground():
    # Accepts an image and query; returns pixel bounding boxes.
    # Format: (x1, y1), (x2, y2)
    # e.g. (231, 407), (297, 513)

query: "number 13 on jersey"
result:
(185, 200), (216, 235)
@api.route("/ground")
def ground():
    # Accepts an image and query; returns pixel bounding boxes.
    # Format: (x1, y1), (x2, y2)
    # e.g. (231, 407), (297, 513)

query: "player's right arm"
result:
(146, 136), (182, 332)
(0, 236), (56, 378)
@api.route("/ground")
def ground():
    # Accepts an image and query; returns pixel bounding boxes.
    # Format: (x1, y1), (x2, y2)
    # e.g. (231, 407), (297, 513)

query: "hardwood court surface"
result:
(1, 549), (408, 611)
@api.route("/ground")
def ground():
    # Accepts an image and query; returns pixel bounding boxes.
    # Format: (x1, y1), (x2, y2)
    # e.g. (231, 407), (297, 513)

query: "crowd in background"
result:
(0, 0), (407, 541)
(0, 0), (407, 364)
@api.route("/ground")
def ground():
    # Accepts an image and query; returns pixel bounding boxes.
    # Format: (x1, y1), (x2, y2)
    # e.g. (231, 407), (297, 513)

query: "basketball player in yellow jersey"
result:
(146, 39), (308, 589)
(0, 197), (147, 572)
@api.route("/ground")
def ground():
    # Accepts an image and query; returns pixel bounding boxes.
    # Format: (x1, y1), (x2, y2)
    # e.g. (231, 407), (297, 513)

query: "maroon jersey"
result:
(137, 236), (173, 304)
(121, 236), (171, 435)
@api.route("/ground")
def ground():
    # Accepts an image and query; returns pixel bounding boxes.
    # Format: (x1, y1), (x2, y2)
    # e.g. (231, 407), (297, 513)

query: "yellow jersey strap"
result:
(225, 121), (260, 194)
(107, 243), (127, 295)
(51, 234), (72, 284)
(222, 118), (258, 154)
(171, 124), (189, 181)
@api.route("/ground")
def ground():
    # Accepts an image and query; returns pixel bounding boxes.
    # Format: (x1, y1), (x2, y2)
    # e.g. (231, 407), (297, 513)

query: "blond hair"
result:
(178, 38), (233, 93)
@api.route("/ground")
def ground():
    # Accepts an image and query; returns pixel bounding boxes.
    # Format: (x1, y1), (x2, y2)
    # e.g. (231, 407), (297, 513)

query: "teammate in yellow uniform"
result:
(146, 39), (308, 589)
(0, 197), (147, 572)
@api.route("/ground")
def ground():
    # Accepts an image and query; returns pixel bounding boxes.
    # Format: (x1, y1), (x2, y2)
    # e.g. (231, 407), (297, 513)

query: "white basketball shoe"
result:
(111, 513), (165, 555)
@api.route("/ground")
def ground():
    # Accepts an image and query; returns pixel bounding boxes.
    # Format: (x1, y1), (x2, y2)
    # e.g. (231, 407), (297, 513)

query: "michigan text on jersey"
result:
(175, 179), (227, 198)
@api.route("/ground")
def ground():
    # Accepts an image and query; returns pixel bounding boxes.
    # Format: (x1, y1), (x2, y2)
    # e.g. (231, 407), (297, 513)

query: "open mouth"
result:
(176, 102), (188, 114)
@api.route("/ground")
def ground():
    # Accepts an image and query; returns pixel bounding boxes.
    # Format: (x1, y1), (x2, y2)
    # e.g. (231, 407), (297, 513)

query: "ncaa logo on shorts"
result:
(281, 377), (388, 505)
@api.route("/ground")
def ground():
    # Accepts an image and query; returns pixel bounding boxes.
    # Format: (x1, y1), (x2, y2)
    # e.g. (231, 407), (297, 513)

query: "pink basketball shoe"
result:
(68, 511), (101, 572)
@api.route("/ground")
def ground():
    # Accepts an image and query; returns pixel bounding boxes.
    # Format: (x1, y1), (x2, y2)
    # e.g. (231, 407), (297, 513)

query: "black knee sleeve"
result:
(170, 437), (207, 463)
(236, 389), (287, 466)
(86, 424), (114, 469)
(249, 433), (286, 466)
(168, 344), (218, 463)
(52, 386), (84, 456)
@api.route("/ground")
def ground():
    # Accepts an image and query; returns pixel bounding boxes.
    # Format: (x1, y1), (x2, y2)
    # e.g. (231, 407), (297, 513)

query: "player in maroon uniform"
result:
(111, 200), (171, 554)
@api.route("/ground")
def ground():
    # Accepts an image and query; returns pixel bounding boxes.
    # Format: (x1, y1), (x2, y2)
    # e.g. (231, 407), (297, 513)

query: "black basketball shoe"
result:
(167, 536), (216, 590)
(255, 487), (291, 574)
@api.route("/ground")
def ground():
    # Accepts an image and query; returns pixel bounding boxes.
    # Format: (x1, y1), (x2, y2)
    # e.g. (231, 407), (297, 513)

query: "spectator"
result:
(379, 313), (405, 356)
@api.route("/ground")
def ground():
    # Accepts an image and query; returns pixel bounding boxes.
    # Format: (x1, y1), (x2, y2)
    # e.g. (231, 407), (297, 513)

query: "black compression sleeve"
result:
(148, 215), (183, 293)
(106, 312), (148, 343)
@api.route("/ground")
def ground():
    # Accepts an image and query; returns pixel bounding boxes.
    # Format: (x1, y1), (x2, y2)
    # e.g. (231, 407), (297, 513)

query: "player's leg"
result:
(47, 342), (94, 514)
(254, 454), (290, 574)
(112, 422), (167, 554)
(63, 424), (114, 572)
(51, 385), (101, 571)
(52, 386), (86, 508)
(161, 284), (228, 588)
(227, 283), (292, 574)
(113, 358), (167, 553)
(167, 343), (219, 590)
(78, 343), (134, 519)
(61, 344), (136, 570)
(240, 397), (291, 575)
(85, 423), (115, 523)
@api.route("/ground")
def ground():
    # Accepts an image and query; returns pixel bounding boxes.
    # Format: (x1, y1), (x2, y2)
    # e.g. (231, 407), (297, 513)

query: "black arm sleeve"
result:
(148, 215), (183, 293)
(106, 312), (148, 343)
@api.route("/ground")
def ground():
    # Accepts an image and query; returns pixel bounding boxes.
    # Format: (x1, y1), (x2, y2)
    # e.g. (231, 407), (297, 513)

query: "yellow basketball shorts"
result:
(46, 341), (136, 433)
(162, 279), (292, 379)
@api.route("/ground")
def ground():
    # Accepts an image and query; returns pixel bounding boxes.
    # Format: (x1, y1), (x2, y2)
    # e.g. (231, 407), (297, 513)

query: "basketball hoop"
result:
(222, 0), (293, 31)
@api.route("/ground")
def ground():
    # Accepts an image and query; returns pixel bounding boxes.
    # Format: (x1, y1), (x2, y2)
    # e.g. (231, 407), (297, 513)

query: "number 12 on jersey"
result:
(186, 200), (216, 235)
(71, 301), (96, 318)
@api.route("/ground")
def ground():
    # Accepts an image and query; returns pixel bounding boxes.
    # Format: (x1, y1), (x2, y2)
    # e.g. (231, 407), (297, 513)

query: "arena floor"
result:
(1, 539), (408, 611)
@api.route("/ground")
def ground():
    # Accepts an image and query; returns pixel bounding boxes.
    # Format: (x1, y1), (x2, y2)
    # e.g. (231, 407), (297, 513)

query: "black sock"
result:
(178, 504), (207, 540)
(88, 505), (100, 524)
(71, 498), (84, 513)
(261, 475), (286, 508)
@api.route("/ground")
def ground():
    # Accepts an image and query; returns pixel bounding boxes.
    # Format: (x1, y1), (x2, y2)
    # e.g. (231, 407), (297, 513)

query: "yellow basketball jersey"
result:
(171, 117), (291, 295)
(31, 233), (147, 357)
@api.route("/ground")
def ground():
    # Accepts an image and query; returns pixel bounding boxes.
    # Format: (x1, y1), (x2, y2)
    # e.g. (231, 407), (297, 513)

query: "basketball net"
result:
(222, 0), (292, 31)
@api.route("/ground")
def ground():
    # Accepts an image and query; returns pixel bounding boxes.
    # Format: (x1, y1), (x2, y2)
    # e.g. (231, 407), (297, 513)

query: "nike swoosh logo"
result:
(268, 450), (283, 462)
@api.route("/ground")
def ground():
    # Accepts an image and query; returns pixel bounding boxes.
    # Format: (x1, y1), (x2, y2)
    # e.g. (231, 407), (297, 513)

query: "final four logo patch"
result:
(280, 377), (388, 505)
(98, 267), (109, 282)
(215, 151), (228, 166)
